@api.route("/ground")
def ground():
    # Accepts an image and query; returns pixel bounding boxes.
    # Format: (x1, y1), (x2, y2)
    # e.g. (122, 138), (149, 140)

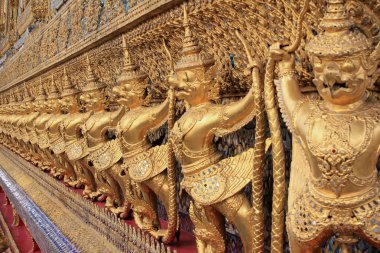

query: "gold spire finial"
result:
(35, 77), (48, 101)
(117, 36), (147, 86)
(61, 67), (80, 97)
(174, 5), (214, 71)
(82, 54), (106, 92)
(48, 73), (61, 99)
(320, 0), (351, 32)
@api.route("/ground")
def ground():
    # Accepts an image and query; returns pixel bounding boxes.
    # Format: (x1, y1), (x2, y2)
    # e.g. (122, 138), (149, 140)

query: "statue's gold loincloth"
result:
(181, 148), (254, 205)
(65, 138), (89, 161)
(50, 137), (66, 155)
(124, 144), (168, 182)
(287, 183), (380, 244)
(88, 139), (123, 172)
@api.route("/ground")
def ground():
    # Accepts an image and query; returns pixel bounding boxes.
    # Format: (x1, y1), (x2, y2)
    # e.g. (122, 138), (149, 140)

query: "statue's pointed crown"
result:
(174, 5), (214, 71)
(82, 55), (106, 92)
(35, 78), (48, 101)
(117, 35), (147, 85)
(48, 74), (61, 99)
(306, 0), (371, 57)
(23, 83), (33, 102)
(15, 87), (23, 102)
(61, 67), (80, 97)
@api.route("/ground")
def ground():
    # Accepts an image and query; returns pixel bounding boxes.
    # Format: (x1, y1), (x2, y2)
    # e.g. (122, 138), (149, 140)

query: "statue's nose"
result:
(324, 63), (340, 86)
(168, 75), (179, 89)
(112, 86), (120, 95)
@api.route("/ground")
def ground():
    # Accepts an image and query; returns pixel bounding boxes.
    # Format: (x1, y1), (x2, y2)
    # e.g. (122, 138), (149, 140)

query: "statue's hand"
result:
(269, 42), (295, 70)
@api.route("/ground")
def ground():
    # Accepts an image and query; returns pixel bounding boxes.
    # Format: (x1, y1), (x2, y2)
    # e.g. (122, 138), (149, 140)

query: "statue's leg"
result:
(213, 192), (253, 252)
(76, 159), (97, 197)
(59, 154), (76, 184)
(138, 182), (159, 228)
(96, 169), (122, 209)
(189, 201), (226, 253)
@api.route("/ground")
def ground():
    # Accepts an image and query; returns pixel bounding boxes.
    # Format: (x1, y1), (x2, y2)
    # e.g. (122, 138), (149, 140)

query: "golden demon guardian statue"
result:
(167, 7), (269, 252)
(22, 87), (42, 166)
(31, 80), (54, 171)
(12, 88), (26, 156)
(17, 85), (36, 161)
(39, 75), (65, 178)
(45, 70), (76, 181)
(60, 66), (94, 190)
(51, 67), (83, 187)
(270, 0), (380, 251)
(105, 35), (178, 242)
(73, 55), (125, 201)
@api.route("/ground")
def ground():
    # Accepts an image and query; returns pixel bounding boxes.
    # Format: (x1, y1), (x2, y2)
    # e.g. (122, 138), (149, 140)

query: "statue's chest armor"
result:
(308, 118), (367, 156)
(65, 113), (90, 136)
(84, 113), (110, 139)
(172, 106), (218, 162)
(305, 102), (379, 194)
(118, 108), (144, 134)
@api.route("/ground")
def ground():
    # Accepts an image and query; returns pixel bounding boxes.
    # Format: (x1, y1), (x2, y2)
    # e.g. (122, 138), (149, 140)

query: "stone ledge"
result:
(0, 145), (175, 253)
(0, 154), (79, 252)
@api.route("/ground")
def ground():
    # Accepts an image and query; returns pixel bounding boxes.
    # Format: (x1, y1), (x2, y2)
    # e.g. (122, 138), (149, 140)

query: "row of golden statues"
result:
(0, 0), (378, 252)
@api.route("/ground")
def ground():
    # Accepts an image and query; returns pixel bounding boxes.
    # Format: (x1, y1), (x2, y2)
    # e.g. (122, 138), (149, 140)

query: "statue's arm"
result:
(218, 67), (260, 130)
(270, 43), (304, 122)
(135, 98), (169, 131)
(110, 106), (126, 126)
(276, 53), (303, 120)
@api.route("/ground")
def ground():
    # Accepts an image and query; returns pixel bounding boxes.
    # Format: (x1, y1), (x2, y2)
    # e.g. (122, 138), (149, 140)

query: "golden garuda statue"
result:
(270, 0), (380, 251)
(65, 55), (125, 201)
(106, 35), (177, 242)
(167, 6), (267, 252)
(49, 68), (80, 187)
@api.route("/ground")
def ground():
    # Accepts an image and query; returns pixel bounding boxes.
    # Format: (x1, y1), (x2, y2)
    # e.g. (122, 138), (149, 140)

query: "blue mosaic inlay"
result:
(0, 167), (79, 253)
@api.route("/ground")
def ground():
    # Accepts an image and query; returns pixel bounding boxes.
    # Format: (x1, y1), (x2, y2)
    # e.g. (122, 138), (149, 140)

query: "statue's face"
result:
(60, 95), (79, 113)
(34, 100), (47, 112)
(312, 54), (370, 105)
(113, 82), (144, 108)
(79, 90), (103, 111)
(46, 99), (60, 113)
(169, 68), (209, 105)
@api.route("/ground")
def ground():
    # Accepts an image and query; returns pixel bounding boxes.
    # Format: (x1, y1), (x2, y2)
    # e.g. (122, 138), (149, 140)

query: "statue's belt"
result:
(87, 139), (122, 172)
(181, 154), (251, 206)
(124, 144), (168, 183)
(288, 185), (380, 243)
(37, 133), (50, 149)
(66, 138), (89, 161)
(50, 137), (66, 155)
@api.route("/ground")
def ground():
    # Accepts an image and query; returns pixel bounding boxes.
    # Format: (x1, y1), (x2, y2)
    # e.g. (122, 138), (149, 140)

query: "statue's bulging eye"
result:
(342, 59), (355, 73)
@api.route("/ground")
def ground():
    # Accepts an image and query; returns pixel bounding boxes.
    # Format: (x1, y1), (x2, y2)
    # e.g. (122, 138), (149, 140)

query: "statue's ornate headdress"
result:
(61, 67), (80, 97)
(175, 5), (218, 100)
(117, 35), (148, 94)
(15, 87), (23, 103)
(175, 6), (215, 72)
(47, 74), (61, 100)
(35, 78), (48, 101)
(8, 92), (15, 104)
(23, 83), (33, 102)
(81, 55), (106, 92)
(306, 0), (371, 58)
